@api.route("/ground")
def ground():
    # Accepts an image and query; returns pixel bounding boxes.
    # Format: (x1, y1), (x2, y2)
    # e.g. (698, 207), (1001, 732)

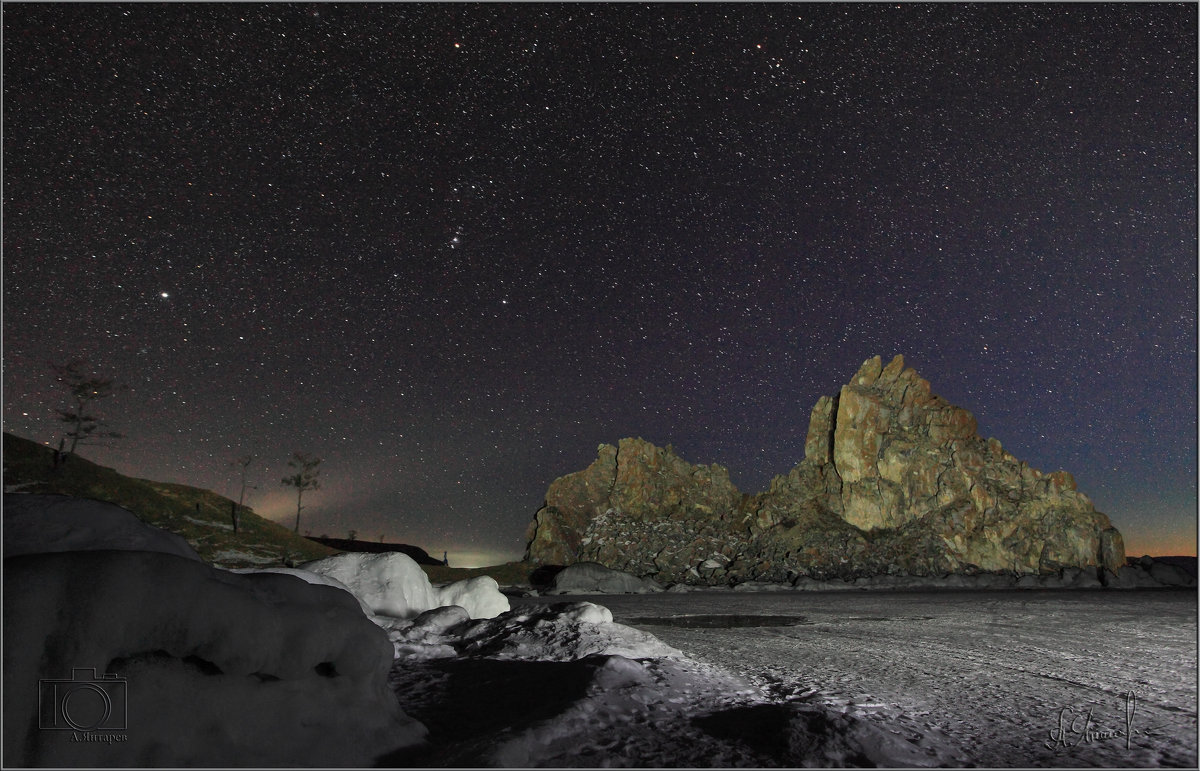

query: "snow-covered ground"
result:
(6, 493), (1194, 767)
(424, 589), (1192, 768)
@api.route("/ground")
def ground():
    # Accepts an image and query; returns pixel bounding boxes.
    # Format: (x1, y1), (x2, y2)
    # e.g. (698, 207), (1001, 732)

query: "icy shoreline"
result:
(513, 589), (1198, 768)
(5, 493), (1194, 767)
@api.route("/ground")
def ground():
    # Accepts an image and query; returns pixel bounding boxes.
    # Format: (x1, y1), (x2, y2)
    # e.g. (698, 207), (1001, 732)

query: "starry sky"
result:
(4, 3), (1196, 565)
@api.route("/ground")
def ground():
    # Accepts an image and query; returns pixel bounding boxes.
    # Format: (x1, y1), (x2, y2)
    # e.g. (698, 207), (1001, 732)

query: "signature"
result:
(1045, 690), (1155, 751)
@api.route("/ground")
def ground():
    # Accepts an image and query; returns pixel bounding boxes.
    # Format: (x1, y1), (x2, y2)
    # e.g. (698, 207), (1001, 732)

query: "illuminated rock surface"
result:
(526, 355), (1127, 584)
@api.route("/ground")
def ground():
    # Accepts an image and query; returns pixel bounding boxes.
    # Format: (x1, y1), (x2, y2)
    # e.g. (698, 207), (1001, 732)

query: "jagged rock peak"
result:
(523, 356), (1126, 584)
(801, 354), (1123, 574)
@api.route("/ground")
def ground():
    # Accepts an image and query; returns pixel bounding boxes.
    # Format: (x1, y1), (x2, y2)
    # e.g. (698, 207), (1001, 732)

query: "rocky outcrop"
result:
(775, 354), (1124, 577)
(523, 439), (749, 582)
(525, 355), (1127, 585)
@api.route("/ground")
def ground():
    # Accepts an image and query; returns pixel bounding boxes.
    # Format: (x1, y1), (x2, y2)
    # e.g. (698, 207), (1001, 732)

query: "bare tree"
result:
(229, 454), (257, 533)
(281, 452), (321, 534)
(50, 359), (125, 462)
(233, 454), (257, 507)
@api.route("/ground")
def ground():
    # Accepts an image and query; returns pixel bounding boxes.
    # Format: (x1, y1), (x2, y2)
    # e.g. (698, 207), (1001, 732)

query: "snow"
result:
(384, 598), (962, 767)
(302, 551), (444, 617)
(435, 574), (511, 619)
(5, 493), (1193, 767)
(379, 600), (678, 665)
(302, 550), (511, 621)
(3, 493), (201, 561)
(546, 560), (665, 594)
(183, 514), (233, 530)
(4, 549), (425, 766)
(230, 565), (375, 617)
(209, 548), (277, 565)
(514, 589), (1198, 767)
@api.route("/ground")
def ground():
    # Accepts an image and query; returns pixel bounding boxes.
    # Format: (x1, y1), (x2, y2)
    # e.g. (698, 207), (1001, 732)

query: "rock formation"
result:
(524, 439), (750, 583)
(525, 355), (1126, 585)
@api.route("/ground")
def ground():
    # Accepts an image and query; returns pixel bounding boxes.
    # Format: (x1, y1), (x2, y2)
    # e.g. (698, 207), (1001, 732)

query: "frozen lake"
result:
(507, 588), (1197, 767)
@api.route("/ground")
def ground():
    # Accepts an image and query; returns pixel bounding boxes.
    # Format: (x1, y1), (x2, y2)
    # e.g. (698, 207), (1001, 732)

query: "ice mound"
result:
(230, 565), (375, 616)
(302, 551), (511, 620)
(546, 561), (664, 594)
(3, 550), (426, 766)
(303, 551), (441, 617)
(386, 601), (680, 662)
(3, 493), (200, 561)
(436, 574), (511, 618)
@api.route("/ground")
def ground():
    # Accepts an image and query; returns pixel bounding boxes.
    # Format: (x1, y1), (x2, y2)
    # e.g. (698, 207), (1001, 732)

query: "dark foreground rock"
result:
(2, 496), (425, 767)
(525, 355), (1127, 586)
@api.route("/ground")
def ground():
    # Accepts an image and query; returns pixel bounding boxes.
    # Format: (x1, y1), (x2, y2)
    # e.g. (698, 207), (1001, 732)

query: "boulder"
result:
(788, 356), (1122, 576)
(547, 562), (664, 594)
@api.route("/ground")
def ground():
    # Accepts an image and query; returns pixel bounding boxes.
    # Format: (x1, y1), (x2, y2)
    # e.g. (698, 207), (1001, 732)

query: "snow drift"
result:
(3, 493), (201, 562)
(230, 565), (376, 617)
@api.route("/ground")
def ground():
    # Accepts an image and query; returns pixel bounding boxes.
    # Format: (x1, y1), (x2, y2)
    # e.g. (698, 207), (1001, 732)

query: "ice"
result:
(3, 549), (426, 766)
(535, 589), (1198, 767)
(5, 493), (1192, 767)
(435, 574), (510, 619)
(3, 493), (201, 561)
(382, 600), (678, 663)
(303, 551), (442, 618)
(302, 550), (510, 620)
(230, 565), (375, 617)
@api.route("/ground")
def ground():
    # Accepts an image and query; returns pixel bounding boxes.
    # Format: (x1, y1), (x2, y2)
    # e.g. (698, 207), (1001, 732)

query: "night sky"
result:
(4, 3), (1196, 565)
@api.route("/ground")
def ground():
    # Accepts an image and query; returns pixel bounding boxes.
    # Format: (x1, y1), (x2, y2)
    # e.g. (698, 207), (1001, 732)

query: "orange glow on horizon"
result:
(1122, 531), (1197, 558)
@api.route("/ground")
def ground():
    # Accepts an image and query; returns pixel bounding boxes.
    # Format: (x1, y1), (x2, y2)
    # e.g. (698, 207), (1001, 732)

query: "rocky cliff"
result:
(523, 439), (749, 581)
(525, 355), (1126, 585)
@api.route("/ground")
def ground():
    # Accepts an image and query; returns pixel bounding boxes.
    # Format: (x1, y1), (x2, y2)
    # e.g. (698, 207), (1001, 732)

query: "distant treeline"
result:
(304, 536), (444, 566)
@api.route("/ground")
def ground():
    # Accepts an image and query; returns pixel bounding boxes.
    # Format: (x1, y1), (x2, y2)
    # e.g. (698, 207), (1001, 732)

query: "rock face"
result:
(524, 438), (749, 583)
(525, 355), (1126, 584)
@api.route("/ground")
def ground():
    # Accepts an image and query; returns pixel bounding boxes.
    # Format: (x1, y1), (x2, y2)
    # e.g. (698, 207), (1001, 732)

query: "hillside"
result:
(304, 535), (444, 565)
(2, 432), (337, 567)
